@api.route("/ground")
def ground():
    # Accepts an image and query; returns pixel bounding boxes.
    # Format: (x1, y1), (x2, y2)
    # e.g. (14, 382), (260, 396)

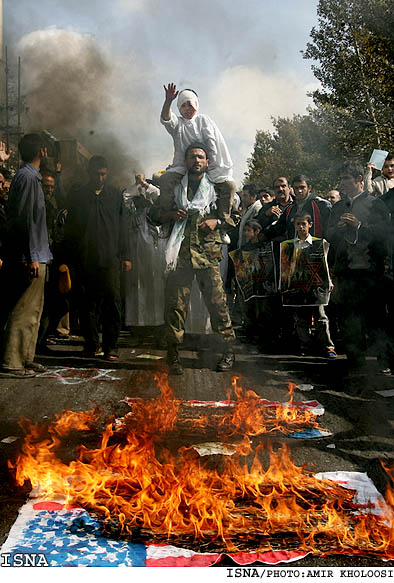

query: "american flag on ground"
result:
(0, 472), (385, 567)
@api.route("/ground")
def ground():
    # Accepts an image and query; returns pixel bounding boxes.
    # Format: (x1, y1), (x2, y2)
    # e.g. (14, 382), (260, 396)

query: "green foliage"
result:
(303, 0), (393, 146)
(245, 115), (341, 196)
(245, 0), (393, 194)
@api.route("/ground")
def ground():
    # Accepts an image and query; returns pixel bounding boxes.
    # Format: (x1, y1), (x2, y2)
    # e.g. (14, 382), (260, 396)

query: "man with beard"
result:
(65, 155), (131, 360)
(257, 176), (294, 230)
(327, 161), (391, 369)
(265, 175), (331, 241)
(0, 134), (52, 377)
(159, 144), (235, 375)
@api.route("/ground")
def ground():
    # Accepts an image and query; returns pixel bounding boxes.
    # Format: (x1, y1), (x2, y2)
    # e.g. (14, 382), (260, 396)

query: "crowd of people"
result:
(0, 83), (393, 378)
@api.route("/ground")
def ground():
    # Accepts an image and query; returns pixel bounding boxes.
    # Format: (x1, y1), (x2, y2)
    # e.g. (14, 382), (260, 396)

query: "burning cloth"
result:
(1, 471), (393, 566)
(5, 375), (394, 563)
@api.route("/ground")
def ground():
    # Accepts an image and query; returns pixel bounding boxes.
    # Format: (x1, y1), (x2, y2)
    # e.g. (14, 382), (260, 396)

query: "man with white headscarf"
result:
(158, 143), (236, 375)
(159, 82), (235, 228)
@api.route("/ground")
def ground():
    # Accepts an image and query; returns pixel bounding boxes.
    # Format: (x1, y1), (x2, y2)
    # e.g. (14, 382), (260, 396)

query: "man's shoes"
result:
(0, 367), (37, 378)
(103, 351), (119, 361)
(167, 344), (184, 375)
(81, 346), (105, 357)
(216, 346), (235, 372)
(25, 362), (48, 372)
(326, 349), (337, 359)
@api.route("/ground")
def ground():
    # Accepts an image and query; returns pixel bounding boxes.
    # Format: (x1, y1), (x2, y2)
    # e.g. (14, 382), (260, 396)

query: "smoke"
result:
(18, 27), (146, 188)
(206, 65), (318, 179)
(16, 25), (319, 188)
(19, 28), (110, 134)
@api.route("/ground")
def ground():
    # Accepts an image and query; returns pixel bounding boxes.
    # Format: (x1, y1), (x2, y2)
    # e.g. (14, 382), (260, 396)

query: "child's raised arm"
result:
(161, 83), (179, 121)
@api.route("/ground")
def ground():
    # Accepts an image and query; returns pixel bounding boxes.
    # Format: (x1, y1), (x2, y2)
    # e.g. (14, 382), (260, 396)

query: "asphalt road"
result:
(0, 330), (394, 567)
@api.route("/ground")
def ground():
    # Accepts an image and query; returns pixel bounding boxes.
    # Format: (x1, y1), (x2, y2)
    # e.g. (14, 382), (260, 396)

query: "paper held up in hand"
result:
(369, 148), (389, 171)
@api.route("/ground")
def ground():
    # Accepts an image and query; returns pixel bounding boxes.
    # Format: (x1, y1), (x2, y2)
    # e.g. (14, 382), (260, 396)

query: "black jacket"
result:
(326, 191), (389, 277)
(265, 195), (331, 241)
(65, 182), (131, 270)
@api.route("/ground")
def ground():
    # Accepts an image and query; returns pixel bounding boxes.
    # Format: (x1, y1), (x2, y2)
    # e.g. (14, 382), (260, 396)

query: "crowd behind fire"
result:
(0, 83), (393, 378)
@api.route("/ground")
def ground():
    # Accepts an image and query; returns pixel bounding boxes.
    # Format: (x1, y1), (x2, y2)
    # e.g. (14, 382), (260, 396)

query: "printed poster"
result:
(280, 238), (330, 306)
(230, 242), (277, 301)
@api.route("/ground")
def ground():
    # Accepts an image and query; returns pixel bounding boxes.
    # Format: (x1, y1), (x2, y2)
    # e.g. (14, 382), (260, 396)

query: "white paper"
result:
(192, 441), (246, 457)
(1, 436), (19, 444)
(369, 148), (389, 171)
(375, 388), (394, 397)
(296, 384), (314, 392)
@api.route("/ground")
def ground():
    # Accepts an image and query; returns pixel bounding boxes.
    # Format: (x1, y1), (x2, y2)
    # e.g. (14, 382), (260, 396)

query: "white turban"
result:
(177, 90), (199, 114)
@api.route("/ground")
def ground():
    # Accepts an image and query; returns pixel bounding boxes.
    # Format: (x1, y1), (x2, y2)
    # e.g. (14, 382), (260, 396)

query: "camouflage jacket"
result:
(179, 203), (224, 268)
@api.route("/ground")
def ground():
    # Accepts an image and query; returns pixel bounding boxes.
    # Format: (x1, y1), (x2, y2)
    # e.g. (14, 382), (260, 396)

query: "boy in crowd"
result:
(159, 82), (235, 226)
(280, 212), (336, 358)
(364, 152), (394, 197)
(242, 219), (262, 249)
(231, 220), (277, 351)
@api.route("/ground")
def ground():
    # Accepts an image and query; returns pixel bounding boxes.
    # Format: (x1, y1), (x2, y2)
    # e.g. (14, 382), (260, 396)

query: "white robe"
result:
(161, 111), (233, 183)
(123, 184), (167, 327)
(123, 184), (213, 333)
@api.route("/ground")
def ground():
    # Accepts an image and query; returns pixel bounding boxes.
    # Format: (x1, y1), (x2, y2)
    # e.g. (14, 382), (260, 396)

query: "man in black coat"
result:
(65, 155), (131, 360)
(327, 161), (391, 368)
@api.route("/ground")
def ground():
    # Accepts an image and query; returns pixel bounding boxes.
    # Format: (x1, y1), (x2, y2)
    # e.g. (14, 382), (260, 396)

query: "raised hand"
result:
(0, 141), (12, 162)
(164, 83), (178, 102)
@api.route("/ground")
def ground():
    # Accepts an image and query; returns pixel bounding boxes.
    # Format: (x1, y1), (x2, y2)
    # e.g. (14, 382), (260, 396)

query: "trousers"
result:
(164, 260), (235, 345)
(78, 265), (121, 353)
(1, 263), (46, 369)
(291, 304), (335, 352)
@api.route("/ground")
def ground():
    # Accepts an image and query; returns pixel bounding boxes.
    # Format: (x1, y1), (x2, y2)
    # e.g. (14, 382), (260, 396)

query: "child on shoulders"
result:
(159, 82), (235, 224)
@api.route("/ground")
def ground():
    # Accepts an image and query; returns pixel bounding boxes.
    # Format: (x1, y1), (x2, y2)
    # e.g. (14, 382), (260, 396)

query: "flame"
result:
(216, 378), (322, 437)
(9, 373), (394, 557)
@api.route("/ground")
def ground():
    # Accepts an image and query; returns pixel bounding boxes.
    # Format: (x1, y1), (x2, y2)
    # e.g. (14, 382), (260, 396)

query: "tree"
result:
(245, 115), (340, 195)
(303, 0), (394, 148)
(245, 0), (393, 192)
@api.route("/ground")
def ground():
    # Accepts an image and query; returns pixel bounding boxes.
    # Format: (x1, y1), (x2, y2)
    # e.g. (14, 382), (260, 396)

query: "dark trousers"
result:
(334, 272), (392, 363)
(78, 265), (121, 353)
(37, 265), (69, 348)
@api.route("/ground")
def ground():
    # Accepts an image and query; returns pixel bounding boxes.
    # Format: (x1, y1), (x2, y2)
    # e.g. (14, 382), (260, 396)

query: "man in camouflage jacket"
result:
(157, 144), (235, 375)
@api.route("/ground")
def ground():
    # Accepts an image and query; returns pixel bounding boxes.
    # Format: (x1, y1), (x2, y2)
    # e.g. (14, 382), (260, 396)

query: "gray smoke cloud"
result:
(18, 28), (143, 188)
(8, 0), (320, 187)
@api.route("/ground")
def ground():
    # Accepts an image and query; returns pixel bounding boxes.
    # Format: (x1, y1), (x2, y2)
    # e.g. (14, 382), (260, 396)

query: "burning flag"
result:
(5, 374), (394, 563)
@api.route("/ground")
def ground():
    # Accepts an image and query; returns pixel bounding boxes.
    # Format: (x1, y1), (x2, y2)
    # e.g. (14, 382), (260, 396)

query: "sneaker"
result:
(167, 345), (184, 375)
(0, 368), (37, 378)
(379, 367), (392, 375)
(25, 362), (48, 372)
(327, 350), (337, 359)
(216, 347), (235, 372)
